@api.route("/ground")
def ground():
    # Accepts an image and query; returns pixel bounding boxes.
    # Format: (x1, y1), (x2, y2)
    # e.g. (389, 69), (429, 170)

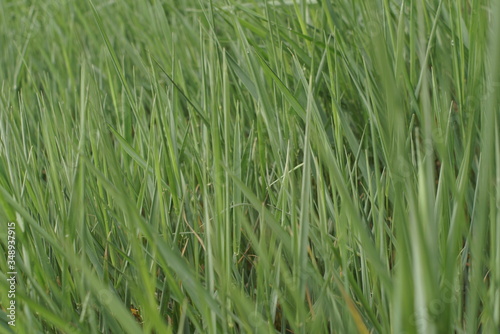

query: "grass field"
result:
(0, 0), (499, 333)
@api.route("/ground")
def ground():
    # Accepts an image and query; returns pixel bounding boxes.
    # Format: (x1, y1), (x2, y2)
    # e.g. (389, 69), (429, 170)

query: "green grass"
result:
(0, 0), (499, 333)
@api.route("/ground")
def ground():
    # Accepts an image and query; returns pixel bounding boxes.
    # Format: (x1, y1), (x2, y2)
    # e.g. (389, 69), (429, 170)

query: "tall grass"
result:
(0, 0), (499, 333)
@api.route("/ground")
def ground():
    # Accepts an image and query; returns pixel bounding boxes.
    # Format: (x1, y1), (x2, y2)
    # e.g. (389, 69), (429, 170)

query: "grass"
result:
(0, 0), (499, 333)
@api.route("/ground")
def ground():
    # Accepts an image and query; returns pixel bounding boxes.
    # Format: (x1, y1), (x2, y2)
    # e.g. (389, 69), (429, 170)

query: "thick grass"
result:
(0, 0), (499, 333)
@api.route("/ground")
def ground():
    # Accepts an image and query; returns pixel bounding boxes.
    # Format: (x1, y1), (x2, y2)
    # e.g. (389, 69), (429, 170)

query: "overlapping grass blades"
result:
(0, 0), (499, 333)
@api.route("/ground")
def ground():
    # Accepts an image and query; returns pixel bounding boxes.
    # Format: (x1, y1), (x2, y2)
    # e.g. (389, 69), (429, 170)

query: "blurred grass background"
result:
(0, 0), (499, 333)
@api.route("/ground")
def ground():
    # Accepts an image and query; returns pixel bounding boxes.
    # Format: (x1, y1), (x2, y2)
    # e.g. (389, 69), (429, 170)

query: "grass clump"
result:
(0, 0), (499, 333)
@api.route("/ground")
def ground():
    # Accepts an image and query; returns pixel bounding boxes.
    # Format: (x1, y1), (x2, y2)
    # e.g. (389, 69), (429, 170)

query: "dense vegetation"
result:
(1, 0), (499, 333)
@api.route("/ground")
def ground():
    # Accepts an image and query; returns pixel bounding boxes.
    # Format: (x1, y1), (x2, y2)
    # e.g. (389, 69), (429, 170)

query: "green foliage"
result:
(0, 0), (499, 333)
